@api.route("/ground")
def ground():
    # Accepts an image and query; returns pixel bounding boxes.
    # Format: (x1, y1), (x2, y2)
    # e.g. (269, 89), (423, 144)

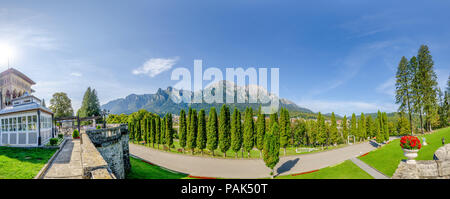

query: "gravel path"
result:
(130, 140), (382, 179)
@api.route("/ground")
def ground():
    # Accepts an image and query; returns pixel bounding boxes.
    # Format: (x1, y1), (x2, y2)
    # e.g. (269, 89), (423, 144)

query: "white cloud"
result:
(376, 77), (396, 97)
(132, 57), (179, 77)
(70, 72), (82, 77)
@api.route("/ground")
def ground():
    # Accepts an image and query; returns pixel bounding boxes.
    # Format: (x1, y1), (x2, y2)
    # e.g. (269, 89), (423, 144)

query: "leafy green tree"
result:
(243, 107), (255, 157)
(207, 107), (219, 156)
(49, 92), (74, 118)
(231, 108), (242, 158)
(179, 109), (187, 152)
(316, 112), (326, 147)
(187, 109), (198, 154)
(219, 105), (231, 157)
(256, 106), (266, 158)
(397, 113), (411, 136)
(263, 122), (280, 178)
(197, 109), (207, 155)
(78, 87), (101, 118)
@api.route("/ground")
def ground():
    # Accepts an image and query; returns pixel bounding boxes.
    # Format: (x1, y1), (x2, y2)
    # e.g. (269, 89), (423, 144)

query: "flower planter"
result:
(403, 149), (419, 164)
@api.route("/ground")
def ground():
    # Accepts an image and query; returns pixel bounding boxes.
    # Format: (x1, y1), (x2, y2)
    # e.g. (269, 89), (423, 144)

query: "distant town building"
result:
(0, 68), (54, 147)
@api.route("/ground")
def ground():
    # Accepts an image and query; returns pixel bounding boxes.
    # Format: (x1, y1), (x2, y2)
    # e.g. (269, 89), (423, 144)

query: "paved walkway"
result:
(130, 140), (385, 179)
(350, 157), (389, 179)
(42, 139), (83, 179)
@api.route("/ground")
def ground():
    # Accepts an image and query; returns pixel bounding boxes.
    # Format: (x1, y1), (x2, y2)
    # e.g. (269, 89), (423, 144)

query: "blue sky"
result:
(0, 0), (449, 116)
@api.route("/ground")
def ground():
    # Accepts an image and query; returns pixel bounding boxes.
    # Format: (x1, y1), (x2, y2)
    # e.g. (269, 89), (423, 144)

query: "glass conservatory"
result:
(0, 93), (53, 147)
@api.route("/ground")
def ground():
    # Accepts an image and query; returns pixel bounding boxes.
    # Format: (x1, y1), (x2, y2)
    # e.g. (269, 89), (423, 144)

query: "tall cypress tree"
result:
(350, 113), (357, 142)
(358, 113), (366, 141)
(396, 56), (414, 135)
(161, 115), (166, 146)
(330, 112), (339, 145)
(376, 111), (385, 142)
(243, 107), (255, 157)
(418, 45), (439, 132)
(231, 108), (242, 158)
(155, 117), (160, 148)
(207, 107), (219, 156)
(150, 116), (156, 148)
(382, 112), (389, 142)
(187, 109), (198, 154)
(375, 116), (383, 144)
(279, 108), (289, 155)
(269, 112), (278, 134)
(165, 113), (173, 148)
(366, 115), (374, 138)
(197, 109), (207, 155)
(219, 105), (231, 157)
(263, 122), (280, 178)
(256, 106), (266, 158)
(342, 115), (348, 143)
(179, 110), (187, 152)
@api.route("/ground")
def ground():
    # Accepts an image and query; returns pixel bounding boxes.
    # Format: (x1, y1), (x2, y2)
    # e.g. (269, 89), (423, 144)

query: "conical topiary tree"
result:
(207, 107), (219, 156)
(264, 122), (280, 179)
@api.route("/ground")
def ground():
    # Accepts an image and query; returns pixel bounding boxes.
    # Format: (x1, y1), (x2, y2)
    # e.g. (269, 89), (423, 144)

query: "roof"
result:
(0, 102), (53, 115)
(0, 68), (36, 85)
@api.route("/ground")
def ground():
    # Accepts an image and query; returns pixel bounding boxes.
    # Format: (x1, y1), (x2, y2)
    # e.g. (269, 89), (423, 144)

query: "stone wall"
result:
(82, 124), (130, 179)
(393, 144), (450, 179)
(80, 133), (114, 179)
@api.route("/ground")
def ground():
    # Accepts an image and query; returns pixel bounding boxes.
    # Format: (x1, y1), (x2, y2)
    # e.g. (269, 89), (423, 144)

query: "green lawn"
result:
(359, 127), (450, 177)
(132, 139), (349, 159)
(276, 160), (373, 179)
(0, 147), (57, 179)
(126, 157), (189, 179)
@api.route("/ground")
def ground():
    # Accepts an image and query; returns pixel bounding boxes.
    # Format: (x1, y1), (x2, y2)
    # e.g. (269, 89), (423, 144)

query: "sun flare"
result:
(0, 43), (17, 66)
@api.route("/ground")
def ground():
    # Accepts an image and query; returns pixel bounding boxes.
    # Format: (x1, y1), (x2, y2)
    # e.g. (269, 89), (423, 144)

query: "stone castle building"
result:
(0, 68), (36, 109)
(0, 68), (54, 147)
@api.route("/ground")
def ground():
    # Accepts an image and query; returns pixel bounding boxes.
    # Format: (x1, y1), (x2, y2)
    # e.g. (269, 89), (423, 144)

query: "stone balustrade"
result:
(393, 143), (450, 179)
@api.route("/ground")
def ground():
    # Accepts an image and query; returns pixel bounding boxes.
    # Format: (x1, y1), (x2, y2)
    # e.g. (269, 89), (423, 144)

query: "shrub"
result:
(72, 129), (80, 139)
(96, 125), (101, 129)
(400, 136), (422, 150)
(58, 134), (64, 139)
(49, 138), (59, 146)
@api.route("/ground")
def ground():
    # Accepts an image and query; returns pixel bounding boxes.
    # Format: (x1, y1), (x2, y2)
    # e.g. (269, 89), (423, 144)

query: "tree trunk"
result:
(419, 110), (424, 134)
(224, 152), (226, 158)
(259, 150), (262, 158)
(248, 151), (250, 158)
(284, 148), (286, 156)
(212, 150), (214, 156)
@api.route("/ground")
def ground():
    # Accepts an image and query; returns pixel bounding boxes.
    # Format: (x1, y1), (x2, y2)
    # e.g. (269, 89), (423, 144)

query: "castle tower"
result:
(0, 68), (36, 109)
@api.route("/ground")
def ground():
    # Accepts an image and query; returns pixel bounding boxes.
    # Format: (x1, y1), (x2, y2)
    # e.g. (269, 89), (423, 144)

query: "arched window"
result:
(5, 90), (11, 106)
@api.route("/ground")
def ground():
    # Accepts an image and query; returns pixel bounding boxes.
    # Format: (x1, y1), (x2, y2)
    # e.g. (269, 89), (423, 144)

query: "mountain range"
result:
(101, 80), (313, 116)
